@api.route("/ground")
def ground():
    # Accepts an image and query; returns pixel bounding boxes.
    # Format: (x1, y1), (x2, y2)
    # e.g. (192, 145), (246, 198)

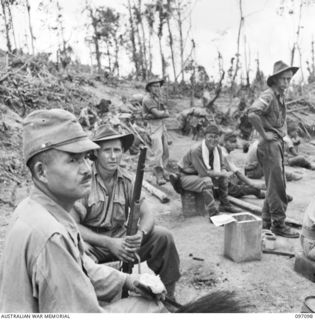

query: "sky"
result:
(3, 0), (315, 83)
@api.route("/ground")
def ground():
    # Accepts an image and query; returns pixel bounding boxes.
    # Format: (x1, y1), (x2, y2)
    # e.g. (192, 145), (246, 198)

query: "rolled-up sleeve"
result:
(249, 91), (273, 116)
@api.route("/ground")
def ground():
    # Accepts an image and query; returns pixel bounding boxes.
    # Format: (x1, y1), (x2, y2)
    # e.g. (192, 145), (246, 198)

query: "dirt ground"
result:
(1, 90), (315, 313)
(141, 130), (315, 313)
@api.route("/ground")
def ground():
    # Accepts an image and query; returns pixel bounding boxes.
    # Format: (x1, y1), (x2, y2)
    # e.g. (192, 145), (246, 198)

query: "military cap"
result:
(23, 109), (99, 164)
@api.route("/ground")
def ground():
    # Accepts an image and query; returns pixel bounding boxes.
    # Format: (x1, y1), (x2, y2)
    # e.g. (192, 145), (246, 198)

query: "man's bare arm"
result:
(149, 107), (169, 119)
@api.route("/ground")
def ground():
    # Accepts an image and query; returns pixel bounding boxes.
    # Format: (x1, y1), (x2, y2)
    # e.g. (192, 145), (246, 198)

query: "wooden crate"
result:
(224, 212), (262, 263)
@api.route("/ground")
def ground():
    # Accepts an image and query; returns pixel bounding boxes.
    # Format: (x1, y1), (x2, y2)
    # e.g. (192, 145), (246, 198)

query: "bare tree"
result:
(25, 0), (35, 54)
(127, 0), (140, 79)
(165, 0), (177, 84)
(144, 3), (155, 76)
(156, 0), (167, 78)
(1, 0), (12, 52)
(231, 0), (244, 93)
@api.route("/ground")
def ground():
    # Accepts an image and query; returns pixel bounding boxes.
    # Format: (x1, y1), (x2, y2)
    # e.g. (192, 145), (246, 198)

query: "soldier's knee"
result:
(201, 177), (213, 189)
(152, 226), (175, 246)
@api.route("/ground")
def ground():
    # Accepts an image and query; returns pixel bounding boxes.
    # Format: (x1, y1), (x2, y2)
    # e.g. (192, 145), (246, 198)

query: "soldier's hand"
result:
(108, 238), (136, 263)
(125, 231), (143, 250)
(264, 132), (278, 141)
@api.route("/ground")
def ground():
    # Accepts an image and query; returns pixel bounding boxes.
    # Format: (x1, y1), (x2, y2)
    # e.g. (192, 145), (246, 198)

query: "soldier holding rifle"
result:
(72, 125), (180, 299)
(0, 110), (168, 312)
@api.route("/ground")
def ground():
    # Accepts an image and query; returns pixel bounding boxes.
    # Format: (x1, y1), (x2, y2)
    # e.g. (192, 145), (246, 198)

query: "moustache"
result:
(81, 174), (92, 184)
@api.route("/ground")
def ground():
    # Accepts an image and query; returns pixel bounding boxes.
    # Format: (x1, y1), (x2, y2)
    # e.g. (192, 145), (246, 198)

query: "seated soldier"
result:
(72, 125), (180, 300)
(0, 109), (167, 313)
(175, 124), (241, 219)
(244, 139), (302, 182)
(284, 122), (315, 170)
(220, 131), (265, 199)
(301, 199), (315, 261)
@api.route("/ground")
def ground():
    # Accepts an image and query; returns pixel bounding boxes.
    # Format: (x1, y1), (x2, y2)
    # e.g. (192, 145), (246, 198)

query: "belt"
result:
(301, 227), (315, 241)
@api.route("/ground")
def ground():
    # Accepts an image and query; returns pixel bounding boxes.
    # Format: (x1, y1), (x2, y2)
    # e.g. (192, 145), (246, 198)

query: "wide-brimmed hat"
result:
(267, 61), (299, 87)
(92, 125), (134, 152)
(23, 109), (99, 164)
(145, 78), (165, 92)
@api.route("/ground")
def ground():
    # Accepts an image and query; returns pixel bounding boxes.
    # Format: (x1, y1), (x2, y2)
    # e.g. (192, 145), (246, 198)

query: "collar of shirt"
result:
(87, 164), (125, 207)
(30, 186), (80, 237)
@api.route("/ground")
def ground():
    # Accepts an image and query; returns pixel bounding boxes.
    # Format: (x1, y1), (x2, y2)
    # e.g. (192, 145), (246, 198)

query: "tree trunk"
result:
(231, 0), (244, 93)
(158, 35), (166, 78)
(291, 0), (303, 67)
(176, 1), (185, 83)
(106, 42), (112, 73)
(127, 0), (139, 79)
(137, 0), (148, 79)
(7, 3), (17, 50)
(134, 16), (145, 80)
(25, 0), (35, 55)
(88, 9), (102, 73)
(166, 6), (177, 84)
(1, 0), (12, 52)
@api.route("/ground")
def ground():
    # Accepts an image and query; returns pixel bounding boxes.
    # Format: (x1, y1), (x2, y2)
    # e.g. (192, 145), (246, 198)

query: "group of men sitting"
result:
(0, 109), (179, 312)
(170, 124), (266, 218)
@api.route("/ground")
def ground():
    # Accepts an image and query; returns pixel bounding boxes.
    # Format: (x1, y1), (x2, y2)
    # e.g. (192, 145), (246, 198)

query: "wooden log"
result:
(227, 195), (302, 228)
(227, 196), (261, 215)
(263, 249), (295, 258)
(143, 180), (170, 203)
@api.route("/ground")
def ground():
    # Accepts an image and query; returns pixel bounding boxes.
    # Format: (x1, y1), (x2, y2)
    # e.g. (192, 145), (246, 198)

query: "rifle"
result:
(121, 146), (147, 296)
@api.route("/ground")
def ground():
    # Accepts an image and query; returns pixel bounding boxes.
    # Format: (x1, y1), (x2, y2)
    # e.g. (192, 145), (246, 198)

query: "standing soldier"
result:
(143, 79), (170, 185)
(248, 61), (299, 238)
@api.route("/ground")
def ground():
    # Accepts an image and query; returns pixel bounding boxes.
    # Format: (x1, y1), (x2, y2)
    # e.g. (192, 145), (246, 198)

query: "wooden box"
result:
(224, 212), (262, 262)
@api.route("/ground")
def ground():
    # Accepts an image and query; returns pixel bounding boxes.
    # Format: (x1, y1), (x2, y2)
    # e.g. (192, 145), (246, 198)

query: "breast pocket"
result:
(112, 195), (127, 228)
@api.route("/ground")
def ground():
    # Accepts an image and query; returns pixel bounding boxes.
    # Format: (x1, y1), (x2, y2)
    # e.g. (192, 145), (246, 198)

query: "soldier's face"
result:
(149, 84), (161, 96)
(96, 139), (123, 172)
(274, 70), (293, 93)
(43, 150), (92, 202)
(225, 139), (238, 152)
(205, 133), (219, 149)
